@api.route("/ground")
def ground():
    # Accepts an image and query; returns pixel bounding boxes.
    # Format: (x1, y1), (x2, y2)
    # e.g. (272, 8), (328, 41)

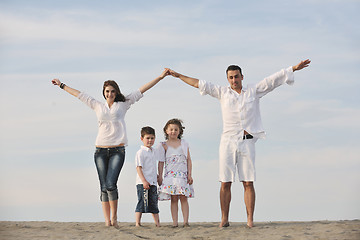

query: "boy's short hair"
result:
(141, 126), (155, 138)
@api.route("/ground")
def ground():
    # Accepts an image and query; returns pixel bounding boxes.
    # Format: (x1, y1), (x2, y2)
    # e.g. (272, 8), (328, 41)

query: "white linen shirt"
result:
(198, 66), (295, 140)
(135, 145), (158, 186)
(78, 90), (143, 146)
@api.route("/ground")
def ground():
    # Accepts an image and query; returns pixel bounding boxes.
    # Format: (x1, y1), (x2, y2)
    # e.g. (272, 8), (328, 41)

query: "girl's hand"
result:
(187, 175), (193, 185)
(51, 78), (61, 86)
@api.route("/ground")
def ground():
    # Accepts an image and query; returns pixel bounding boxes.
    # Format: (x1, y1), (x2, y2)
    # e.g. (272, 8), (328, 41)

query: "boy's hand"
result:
(143, 181), (150, 190)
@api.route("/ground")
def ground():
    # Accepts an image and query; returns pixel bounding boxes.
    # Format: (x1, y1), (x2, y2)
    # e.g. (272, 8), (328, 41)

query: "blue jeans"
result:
(94, 146), (125, 202)
(135, 184), (159, 214)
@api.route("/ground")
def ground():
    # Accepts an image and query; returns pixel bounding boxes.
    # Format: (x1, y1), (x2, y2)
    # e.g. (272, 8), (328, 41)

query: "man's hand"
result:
(159, 68), (171, 79)
(168, 69), (181, 78)
(292, 59), (311, 72)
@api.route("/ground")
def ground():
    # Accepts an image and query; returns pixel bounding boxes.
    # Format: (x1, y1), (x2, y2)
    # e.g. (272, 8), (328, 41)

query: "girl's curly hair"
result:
(163, 118), (185, 140)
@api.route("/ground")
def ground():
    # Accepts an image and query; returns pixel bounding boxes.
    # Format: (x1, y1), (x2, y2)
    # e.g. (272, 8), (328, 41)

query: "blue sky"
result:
(0, 0), (359, 223)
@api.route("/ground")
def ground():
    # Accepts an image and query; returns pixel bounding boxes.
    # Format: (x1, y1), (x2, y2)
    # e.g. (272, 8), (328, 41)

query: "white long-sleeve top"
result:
(78, 90), (143, 146)
(198, 66), (295, 139)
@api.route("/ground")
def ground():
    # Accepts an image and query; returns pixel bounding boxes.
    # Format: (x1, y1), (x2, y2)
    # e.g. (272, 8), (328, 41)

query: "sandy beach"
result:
(1, 220), (359, 240)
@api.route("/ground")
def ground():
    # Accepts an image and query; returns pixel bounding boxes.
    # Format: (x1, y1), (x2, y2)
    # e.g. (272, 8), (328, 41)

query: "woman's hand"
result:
(51, 78), (61, 86)
(159, 68), (171, 79)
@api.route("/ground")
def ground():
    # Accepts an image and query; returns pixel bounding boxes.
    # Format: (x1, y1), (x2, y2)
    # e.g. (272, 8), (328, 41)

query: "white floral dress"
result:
(158, 139), (194, 201)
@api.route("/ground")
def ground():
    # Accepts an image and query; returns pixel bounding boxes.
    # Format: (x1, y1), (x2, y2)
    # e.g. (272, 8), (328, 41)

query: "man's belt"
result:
(243, 134), (254, 139)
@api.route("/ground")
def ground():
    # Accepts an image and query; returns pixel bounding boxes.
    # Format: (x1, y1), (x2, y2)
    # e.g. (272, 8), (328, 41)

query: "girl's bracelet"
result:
(60, 83), (66, 89)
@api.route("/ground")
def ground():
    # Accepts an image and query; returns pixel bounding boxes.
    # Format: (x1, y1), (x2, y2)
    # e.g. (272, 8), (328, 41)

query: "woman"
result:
(51, 69), (170, 227)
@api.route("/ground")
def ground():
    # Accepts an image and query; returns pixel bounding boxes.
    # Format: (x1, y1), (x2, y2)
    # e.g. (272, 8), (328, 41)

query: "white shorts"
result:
(219, 136), (256, 182)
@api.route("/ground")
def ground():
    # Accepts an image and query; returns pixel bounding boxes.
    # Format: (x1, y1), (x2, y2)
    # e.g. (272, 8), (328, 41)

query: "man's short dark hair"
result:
(141, 126), (155, 137)
(226, 65), (242, 76)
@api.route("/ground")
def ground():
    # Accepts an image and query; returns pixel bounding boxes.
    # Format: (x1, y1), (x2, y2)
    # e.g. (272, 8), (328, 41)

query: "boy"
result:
(135, 126), (160, 227)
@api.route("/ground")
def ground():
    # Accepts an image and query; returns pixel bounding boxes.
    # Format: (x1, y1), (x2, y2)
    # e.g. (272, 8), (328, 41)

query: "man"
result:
(168, 59), (311, 228)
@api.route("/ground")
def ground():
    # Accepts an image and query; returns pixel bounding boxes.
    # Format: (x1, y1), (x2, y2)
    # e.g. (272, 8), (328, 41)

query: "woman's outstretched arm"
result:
(139, 68), (170, 94)
(51, 78), (81, 97)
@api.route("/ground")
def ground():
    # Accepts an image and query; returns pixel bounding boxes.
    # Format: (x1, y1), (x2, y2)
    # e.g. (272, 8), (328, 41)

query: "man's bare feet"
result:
(219, 221), (230, 228)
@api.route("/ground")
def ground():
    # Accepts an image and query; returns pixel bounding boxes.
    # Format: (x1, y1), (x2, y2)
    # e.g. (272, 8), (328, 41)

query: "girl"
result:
(51, 69), (170, 227)
(158, 118), (194, 227)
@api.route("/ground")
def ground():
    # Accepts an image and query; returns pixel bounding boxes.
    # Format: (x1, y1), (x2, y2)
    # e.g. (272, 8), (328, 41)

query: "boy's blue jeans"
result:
(94, 146), (125, 202)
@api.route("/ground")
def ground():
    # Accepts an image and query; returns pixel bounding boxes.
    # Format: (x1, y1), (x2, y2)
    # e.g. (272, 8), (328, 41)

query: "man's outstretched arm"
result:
(169, 69), (199, 88)
(292, 59), (311, 72)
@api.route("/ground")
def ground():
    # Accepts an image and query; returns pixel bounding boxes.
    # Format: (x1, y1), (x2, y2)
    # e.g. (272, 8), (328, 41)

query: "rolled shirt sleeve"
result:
(125, 89), (143, 107)
(255, 66), (294, 98)
(78, 92), (101, 110)
(198, 79), (223, 99)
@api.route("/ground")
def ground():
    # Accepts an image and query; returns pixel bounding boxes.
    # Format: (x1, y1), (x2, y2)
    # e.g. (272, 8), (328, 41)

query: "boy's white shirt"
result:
(135, 145), (158, 186)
